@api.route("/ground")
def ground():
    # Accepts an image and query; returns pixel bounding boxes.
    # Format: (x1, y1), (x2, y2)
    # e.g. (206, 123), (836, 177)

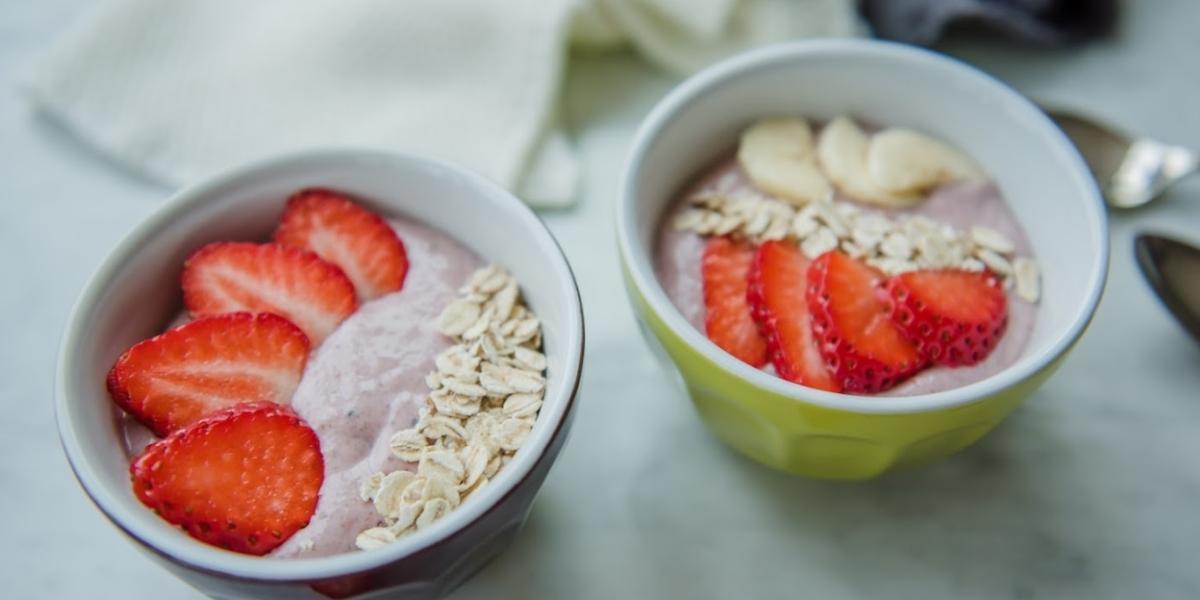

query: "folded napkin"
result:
(575, 0), (862, 75)
(861, 0), (1118, 46)
(25, 0), (860, 209)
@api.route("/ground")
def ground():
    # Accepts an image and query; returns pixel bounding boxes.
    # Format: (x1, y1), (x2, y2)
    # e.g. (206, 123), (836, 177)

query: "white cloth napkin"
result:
(26, 0), (860, 208)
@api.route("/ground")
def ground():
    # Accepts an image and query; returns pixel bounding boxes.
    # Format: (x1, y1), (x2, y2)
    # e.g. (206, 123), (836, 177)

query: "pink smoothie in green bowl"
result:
(655, 131), (1041, 397)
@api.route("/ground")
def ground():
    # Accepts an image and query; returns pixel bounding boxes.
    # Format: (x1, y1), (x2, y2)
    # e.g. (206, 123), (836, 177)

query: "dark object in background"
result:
(861, 0), (1119, 46)
(1135, 233), (1200, 346)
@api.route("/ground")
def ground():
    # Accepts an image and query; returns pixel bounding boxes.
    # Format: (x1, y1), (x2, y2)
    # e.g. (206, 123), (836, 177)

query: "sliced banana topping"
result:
(737, 118), (831, 206)
(866, 128), (983, 193)
(739, 117), (815, 161)
(738, 115), (987, 208)
(816, 116), (921, 208)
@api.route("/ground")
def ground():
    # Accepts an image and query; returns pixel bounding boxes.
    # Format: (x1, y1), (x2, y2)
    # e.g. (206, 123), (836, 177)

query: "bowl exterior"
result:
(623, 262), (1065, 480)
(127, 404), (575, 598)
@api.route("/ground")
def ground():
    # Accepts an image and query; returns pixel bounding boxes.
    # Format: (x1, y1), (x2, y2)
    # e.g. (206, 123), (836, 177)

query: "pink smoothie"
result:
(654, 158), (1037, 396)
(121, 218), (481, 558)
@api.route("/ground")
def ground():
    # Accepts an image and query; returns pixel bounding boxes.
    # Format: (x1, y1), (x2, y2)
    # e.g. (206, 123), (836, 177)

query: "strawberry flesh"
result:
(886, 269), (1008, 366)
(806, 251), (925, 393)
(130, 402), (324, 556)
(702, 237), (768, 367)
(107, 312), (310, 437)
(747, 241), (840, 391)
(274, 188), (409, 301)
(181, 242), (357, 344)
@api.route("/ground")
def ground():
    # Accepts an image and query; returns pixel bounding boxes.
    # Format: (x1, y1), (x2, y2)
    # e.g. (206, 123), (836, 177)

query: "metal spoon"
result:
(1135, 233), (1200, 344)
(1045, 109), (1198, 208)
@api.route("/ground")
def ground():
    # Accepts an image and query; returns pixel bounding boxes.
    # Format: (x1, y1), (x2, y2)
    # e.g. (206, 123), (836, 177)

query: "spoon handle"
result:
(1110, 138), (1199, 206)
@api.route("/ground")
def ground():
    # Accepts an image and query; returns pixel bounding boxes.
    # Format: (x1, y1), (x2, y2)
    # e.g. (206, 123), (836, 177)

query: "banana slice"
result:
(866, 129), (983, 194)
(740, 118), (815, 162)
(816, 116), (921, 207)
(737, 118), (830, 206)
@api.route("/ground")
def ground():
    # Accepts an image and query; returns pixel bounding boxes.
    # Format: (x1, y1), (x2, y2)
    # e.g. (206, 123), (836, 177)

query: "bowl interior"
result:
(56, 150), (583, 580)
(620, 40), (1106, 412)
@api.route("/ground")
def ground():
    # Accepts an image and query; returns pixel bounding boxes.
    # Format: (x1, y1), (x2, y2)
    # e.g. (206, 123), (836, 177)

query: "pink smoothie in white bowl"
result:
(655, 116), (1043, 396)
(120, 215), (484, 558)
(112, 187), (549, 560)
(266, 217), (481, 558)
(58, 150), (584, 599)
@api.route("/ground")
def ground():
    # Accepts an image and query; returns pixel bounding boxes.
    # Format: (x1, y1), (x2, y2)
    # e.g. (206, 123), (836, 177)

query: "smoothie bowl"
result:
(55, 150), (584, 598)
(616, 40), (1106, 480)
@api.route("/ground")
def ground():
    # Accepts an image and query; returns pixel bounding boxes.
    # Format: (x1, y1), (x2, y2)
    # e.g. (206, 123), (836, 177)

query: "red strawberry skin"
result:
(181, 242), (357, 344)
(747, 241), (840, 392)
(107, 313), (310, 437)
(886, 269), (1008, 366)
(131, 402), (324, 556)
(274, 188), (409, 301)
(702, 237), (768, 367)
(806, 251), (925, 394)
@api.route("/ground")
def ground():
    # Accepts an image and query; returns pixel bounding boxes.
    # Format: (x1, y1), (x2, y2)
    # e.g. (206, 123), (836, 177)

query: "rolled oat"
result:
(357, 265), (547, 549)
(673, 188), (1040, 303)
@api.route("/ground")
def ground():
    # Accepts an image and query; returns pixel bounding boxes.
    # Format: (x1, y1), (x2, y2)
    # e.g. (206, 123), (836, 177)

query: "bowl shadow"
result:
(625, 393), (1103, 598)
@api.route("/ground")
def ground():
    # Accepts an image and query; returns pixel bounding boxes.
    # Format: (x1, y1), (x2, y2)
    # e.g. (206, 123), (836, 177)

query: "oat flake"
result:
(357, 264), (547, 549)
(674, 188), (1040, 303)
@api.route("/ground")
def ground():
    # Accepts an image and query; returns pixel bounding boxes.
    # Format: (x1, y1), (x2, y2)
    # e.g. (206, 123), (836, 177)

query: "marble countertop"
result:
(3, 1), (1198, 598)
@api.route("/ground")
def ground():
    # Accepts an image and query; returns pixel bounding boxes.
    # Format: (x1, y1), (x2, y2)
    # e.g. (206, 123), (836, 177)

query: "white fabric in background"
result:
(580, 0), (862, 75)
(26, 0), (860, 208)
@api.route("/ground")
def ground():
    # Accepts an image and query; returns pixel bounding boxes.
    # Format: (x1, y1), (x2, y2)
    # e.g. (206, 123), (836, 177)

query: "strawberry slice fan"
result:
(109, 188), (414, 555)
(705, 241), (1008, 395)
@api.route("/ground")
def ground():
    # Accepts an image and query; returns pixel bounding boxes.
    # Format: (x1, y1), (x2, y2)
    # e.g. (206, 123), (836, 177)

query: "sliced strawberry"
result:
(806, 251), (925, 393)
(181, 242), (357, 344)
(131, 402), (323, 555)
(274, 188), (408, 301)
(702, 237), (768, 367)
(747, 241), (840, 391)
(886, 269), (1008, 366)
(107, 313), (310, 437)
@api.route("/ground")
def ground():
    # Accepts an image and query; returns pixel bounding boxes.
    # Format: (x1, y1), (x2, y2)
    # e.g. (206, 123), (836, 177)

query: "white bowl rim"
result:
(616, 39), (1108, 415)
(55, 148), (585, 581)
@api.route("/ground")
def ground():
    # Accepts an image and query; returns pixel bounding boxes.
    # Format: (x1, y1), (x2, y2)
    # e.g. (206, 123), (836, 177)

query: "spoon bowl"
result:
(1046, 109), (1198, 208)
(1135, 233), (1200, 344)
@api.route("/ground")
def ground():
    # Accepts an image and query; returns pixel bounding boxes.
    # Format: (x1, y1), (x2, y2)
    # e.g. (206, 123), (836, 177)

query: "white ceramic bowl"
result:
(616, 40), (1108, 478)
(55, 150), (584, 598)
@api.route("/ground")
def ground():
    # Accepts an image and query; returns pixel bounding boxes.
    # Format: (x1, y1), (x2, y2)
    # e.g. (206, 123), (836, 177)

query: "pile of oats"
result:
(673, 190), (1041, 303)
(355, 264), (546, 550)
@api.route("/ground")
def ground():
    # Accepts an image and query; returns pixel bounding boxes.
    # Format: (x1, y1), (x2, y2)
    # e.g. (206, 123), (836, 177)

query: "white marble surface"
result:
(3, 1), (1199, 598)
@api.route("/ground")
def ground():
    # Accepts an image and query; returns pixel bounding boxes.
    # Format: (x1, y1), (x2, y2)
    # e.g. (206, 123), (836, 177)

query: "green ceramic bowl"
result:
(615, 40), (1108, 480)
